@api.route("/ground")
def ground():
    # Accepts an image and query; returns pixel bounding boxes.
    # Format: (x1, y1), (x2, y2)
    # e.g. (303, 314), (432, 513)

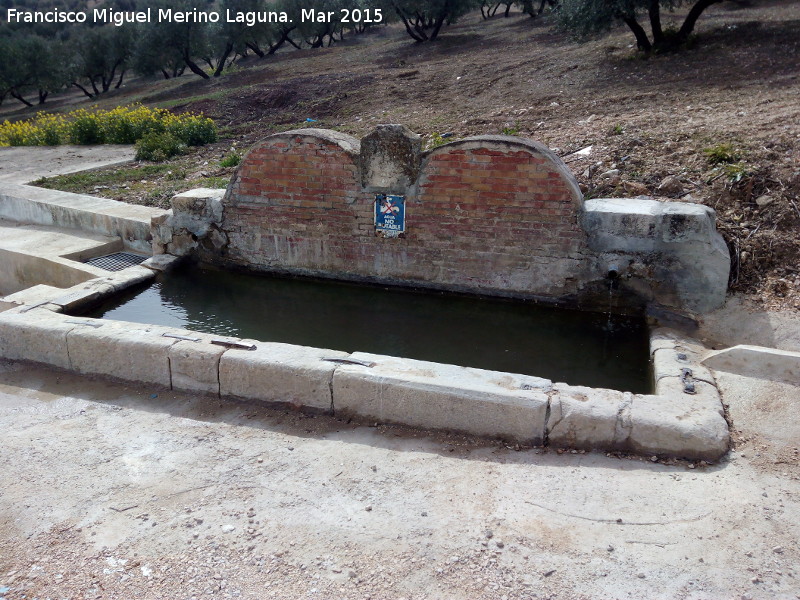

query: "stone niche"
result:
(160, 125), (730, 315)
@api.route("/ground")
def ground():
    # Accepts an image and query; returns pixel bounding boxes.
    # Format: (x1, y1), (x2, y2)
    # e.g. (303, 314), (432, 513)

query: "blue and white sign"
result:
(375, 194), (405, 235)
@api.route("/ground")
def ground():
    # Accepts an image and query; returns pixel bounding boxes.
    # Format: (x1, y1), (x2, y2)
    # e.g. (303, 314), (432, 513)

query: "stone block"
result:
(0, 309), (75, 369)
(702, 345), (800, 385)
(628, 393), (729, 461)
(332, 352), (550, 443)
(66, 320), (174, 387)
(360, 124), (422, 191)
(141, 254), (183, 272)
(170, 188), (225, 237)
(654, 377), (725, 417)
(652, 348), (715, 386)
(219, 342), (348, 411)
(168, 333), (227, 395)
(546, 384), (631, 451)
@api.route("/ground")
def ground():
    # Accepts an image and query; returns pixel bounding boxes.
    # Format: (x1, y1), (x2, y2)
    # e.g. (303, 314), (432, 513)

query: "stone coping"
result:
(0, 182), (167, 254)
(0, 269), (730, 462)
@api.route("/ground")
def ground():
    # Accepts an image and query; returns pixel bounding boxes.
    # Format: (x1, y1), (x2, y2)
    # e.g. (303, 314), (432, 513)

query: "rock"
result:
(221, 525), (236, 533)
(755, 195), (774, 208)
(638, 573), (646, 579)
(485, 529), (494, 539)
(365, 505), (372, 512)
(599, 169), (620, 179)
(657, 176), (684, 196)
(772, 546), (783, 553)
(495, 540), (504, 549)
(622, 181), (649, 196)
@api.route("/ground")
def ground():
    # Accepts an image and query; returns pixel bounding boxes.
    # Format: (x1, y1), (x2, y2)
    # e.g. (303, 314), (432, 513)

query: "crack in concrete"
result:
(612, 394), (633, 446)
(543, 390), (558, 446)
(63, 326), (77, 371)
(327, 363), (341, 416)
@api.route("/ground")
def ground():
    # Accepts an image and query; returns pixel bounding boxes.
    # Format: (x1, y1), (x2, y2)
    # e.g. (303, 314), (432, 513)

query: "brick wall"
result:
(219, 128), (592, 298)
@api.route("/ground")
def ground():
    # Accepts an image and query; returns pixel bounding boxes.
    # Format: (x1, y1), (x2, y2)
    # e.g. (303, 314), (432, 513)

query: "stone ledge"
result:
(332, 352), (551, 444)
(0, 309), (730, 461)
(0, 182), (166, 254)
(219, 342), (349, 411)
(702, 345), (800, 385)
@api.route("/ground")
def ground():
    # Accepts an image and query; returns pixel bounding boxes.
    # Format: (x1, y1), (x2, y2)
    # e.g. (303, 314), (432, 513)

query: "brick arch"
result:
(419, 135), (582, 209)
(413, 135), (587, 266)
(220, 129), (366, 270)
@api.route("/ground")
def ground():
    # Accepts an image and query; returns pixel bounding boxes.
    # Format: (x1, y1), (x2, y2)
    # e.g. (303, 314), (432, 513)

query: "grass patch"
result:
(703, 142), (743, 165)
(32, 155), (230, 209)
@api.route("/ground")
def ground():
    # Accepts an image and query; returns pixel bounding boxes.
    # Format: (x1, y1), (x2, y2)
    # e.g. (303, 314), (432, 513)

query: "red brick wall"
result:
(220, 130), (589, 298)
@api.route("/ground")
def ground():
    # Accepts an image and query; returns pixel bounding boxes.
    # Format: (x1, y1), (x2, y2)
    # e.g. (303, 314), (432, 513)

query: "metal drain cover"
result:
(85, 252), (148, 272)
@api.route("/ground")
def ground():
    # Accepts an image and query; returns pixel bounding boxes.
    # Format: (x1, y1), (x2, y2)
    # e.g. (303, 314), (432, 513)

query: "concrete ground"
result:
(0, 145), (135, 184)
(0, 298), (798, 600)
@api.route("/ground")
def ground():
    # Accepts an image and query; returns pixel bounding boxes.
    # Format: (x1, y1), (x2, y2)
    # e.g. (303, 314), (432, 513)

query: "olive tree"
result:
(558, 0), (721, 53)
(386, 0), (480, 42)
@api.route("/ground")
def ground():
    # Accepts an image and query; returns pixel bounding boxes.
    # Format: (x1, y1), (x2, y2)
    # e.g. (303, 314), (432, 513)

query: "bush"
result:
(135, 132), (185, 162)
(0, 105), (217, 148)
(220, 151), (241, 168)
(69, 110), (105, 144)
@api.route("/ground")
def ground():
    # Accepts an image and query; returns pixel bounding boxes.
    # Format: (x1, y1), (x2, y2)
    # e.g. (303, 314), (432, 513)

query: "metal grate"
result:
(85, 252), (148, 272)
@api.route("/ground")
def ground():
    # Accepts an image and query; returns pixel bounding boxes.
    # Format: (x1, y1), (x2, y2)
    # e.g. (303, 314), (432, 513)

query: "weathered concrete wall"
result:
(582, 198), (730, 313)
(179, 126), (729, 314)
(0, 182), (166, 253)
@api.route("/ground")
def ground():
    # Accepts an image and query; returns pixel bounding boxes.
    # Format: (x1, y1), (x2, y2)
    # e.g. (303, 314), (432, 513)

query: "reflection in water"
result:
(86, 266), (652, 393)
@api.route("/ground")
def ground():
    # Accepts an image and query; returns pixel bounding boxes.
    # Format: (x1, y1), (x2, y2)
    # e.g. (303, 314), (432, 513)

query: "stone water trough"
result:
(0, 126), (735, 460)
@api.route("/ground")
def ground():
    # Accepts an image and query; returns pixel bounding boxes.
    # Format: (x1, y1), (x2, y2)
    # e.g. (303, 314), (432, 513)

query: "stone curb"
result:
(702, 345), (800, 385)
(0, 182), (167, 254)
(0, 309), (730, 461)
(332, 352), (552, 444)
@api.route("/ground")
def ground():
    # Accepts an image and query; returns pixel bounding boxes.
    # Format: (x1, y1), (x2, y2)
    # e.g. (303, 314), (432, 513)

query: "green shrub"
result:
(135, 132), (185, 162)
(167, 117), (217, 146)
(220, 151), (242, 168)
(1, 105), (217, 148)
(69, 112), (105, 144)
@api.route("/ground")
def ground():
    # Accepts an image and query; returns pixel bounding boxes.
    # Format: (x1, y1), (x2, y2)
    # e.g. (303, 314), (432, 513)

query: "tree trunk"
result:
(10, 90), (33, 107)
(213, 42), (234, 77)
(246, 42), (265, 58)
(504, 2), (512, 17)
(648, 0), (664, 48)
(90, 77), (101, 96)
(622, 15), (652, 53)
(429, 12), (447, 41)
(394, 5), (427, 42)
(38, 89), (48, 104)
(72, 82), (95, 99)
(161, 68), (171, 79)
(183, 51), (211, 79)
(115, 69), (125, 89)
(283, 28), (302, 50)
(677, 0), (721, 42)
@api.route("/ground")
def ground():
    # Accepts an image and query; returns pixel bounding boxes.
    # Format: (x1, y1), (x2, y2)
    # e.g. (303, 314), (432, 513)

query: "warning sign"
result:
(374, 194), (405, 236)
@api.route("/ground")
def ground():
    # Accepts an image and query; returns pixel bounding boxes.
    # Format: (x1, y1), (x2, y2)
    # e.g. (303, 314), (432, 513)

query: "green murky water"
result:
(85, 266), (652, 392)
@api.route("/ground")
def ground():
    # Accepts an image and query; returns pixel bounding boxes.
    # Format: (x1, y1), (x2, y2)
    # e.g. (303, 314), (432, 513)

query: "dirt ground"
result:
(12, 0), (800, 311)
(1, 296), (799, 600)
(1, 4), (799, 598)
